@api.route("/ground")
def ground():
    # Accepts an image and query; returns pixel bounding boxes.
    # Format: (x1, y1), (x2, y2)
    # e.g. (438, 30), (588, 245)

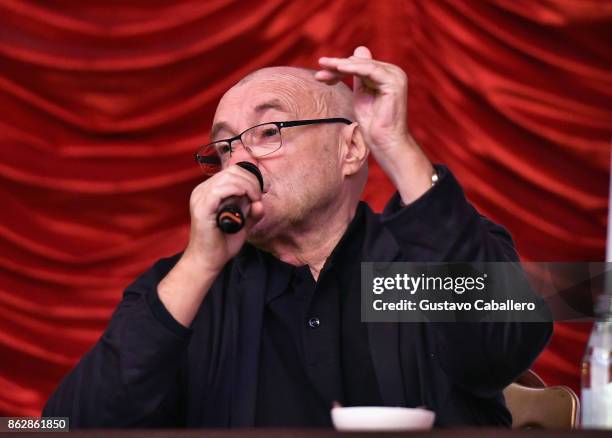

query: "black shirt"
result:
(44, 166), (552, 428)
(254, 204), (382, 427)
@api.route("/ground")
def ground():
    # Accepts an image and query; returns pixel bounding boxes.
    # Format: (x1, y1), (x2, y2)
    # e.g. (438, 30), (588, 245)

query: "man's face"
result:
(211, 73), (344, 243)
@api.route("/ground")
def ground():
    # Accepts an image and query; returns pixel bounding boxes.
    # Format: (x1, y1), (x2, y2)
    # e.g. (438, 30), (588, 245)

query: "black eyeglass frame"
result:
(195, 117), (353, 166)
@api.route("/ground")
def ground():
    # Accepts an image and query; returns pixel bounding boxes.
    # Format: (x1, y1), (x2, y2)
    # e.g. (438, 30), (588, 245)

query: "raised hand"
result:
(316, 46), (434, 204)
(316, 46), (409, 154)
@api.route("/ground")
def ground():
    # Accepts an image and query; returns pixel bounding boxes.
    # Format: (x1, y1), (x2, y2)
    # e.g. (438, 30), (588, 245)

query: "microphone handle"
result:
(216, 195), (252, 234)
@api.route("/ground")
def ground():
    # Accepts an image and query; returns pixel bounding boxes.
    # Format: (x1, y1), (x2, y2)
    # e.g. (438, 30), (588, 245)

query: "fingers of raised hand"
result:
(314, 68), (343, 85)
(316, 46), (376, 85)
(353, 45), (372, 59)
(317, 56), (406, 90)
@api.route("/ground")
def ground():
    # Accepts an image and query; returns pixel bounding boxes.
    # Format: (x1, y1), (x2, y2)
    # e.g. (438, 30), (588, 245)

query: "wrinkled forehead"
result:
(212, 72), (326, 137)
(216, 82), (303, 121)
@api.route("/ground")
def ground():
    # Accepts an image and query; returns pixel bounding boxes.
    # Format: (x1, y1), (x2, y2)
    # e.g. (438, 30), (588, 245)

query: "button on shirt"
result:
(254, 205), (382, 427)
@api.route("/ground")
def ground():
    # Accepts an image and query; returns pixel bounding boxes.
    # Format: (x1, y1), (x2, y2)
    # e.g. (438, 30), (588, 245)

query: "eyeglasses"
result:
(195, 117), (352, 174)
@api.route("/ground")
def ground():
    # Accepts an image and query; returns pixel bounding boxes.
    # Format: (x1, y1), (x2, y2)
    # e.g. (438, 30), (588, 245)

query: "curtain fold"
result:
(0, 0), (610, 416)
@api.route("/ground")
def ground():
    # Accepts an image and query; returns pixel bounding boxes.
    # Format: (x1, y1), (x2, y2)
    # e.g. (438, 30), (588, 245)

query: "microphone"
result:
(216, 161), (264, 234)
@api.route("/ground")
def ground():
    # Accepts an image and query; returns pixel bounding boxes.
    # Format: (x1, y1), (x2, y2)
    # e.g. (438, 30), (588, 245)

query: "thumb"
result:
(353, 46), (372, 59)
(352, 46), (373, 93)
(249, 200), (265, 222)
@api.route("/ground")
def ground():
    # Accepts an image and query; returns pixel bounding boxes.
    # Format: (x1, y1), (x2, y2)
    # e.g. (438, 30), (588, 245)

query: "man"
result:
(43, 47), (552, 427)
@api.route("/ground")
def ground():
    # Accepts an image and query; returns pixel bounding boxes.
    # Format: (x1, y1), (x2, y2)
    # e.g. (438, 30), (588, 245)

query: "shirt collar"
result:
(319, 202), (367, 276)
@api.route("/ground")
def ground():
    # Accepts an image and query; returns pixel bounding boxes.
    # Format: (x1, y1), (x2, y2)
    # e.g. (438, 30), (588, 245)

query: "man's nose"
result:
(227, 141), (254, 166)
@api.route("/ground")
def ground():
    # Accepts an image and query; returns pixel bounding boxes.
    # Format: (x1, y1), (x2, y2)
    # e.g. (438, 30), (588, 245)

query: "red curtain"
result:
(0, 0), (610, 416)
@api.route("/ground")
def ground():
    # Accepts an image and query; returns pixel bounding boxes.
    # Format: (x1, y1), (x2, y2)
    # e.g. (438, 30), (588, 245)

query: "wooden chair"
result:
(503, 370), (580, 429)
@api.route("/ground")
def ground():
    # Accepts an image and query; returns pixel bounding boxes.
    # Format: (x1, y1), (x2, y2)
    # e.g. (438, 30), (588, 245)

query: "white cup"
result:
(331, 406), (435, 431)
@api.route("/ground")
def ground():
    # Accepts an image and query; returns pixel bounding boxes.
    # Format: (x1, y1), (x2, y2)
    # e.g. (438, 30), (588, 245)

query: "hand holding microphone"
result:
(181, 161), (265, 279)
(157, 162), (264, 328)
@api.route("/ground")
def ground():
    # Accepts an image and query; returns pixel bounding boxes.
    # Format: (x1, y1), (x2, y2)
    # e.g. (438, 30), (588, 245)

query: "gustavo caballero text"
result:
(372, 299), (536, 312)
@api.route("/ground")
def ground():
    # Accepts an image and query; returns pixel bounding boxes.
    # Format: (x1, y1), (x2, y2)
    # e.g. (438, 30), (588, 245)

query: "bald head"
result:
(234, 66), (355, 121)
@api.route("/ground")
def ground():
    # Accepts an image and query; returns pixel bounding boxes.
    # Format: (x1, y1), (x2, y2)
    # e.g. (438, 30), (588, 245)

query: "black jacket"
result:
(43, 166), (552, 428)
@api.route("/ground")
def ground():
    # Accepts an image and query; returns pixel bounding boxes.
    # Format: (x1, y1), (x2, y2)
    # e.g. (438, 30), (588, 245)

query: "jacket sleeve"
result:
(42, 253), (192, 428)
(381, 165), (553, 397)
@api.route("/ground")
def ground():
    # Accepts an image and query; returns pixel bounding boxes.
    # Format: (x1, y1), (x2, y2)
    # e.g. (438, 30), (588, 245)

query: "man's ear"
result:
(340, 122), (369, 177)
